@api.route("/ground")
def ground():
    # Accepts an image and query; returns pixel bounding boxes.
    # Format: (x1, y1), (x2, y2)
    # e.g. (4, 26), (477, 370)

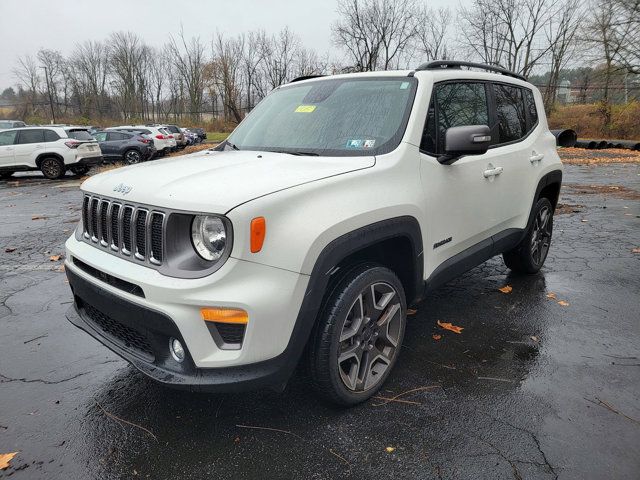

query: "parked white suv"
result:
(0, 126), (102, 180)
(64, 62), (562, 405)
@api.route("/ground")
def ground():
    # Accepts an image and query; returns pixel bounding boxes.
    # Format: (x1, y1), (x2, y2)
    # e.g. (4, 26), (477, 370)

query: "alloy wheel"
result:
(530, 205), (552, 266)
(41, 159), (62, 179)
(125, 150), (141, 164)
(337, 282), (403, 392)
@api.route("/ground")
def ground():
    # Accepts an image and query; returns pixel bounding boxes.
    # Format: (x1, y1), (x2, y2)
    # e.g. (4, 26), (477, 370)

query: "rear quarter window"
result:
(44, 130), (60, 142)
(66, 130), (94, 141)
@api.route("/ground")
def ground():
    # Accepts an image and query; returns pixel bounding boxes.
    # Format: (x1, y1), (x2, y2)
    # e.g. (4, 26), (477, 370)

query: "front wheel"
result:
(503, 197), (554, 274)
(308, 264), (407, 406)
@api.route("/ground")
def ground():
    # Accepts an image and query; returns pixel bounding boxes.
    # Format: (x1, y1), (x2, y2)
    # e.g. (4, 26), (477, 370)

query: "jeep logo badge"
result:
(113, 183), (132, 195)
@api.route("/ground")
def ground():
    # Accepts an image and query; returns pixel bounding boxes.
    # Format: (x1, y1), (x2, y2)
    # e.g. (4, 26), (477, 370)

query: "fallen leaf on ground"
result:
(406, 308), (417, 315)
(385, 447), (395, 453)
(4, 247), (16, 253)
(432, 334), (442, 341)
(632, 248), (640, 253)
(530, 335), (539, 342)
(32, 215), (47, 220)
(49, 255), (61, 261)
(57, 265), (65, 272)
(558, 300), (570, 306)
(498, 285), (513, 294)
(437, 320), (464, 334)
(0, 452), (18, 470)
(546, 292), (557, 299)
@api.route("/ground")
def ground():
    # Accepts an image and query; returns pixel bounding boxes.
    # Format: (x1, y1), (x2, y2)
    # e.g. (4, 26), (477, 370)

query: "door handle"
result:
(483, 166), (503, 178)
(530, 152), (544, 163)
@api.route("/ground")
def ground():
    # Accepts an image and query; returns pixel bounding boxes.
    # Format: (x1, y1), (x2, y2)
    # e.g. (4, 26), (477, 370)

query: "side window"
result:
(493, 84), (527, 144)
(524, 89), (538, 128)
(421, 82), (489, 155)
(107, 132), (127, 141)
(44, 130), (60, 142)
(94, 132), (107, 142)
(17, 129), (44, 144)
(0, 130), (17, 146)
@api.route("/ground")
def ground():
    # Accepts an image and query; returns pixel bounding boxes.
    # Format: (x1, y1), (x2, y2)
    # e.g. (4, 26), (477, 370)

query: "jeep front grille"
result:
(82, 194), (165, 267)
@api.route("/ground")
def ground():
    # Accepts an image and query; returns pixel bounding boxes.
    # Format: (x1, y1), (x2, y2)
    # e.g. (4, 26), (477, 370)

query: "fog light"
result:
(169, 337), (185, 363)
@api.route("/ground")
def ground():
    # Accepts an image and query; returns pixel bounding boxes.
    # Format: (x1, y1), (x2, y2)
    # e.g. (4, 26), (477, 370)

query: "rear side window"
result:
(67, 130), (94, 141)
(165, 125), (180, 133)
(44, 130), (59, 142)
(108, 132), (129, 141)
(0, 130), (17, 145)
(421, 82), (489, 155)
(493, 84), (527, 144)
(94, 132), (107, 142)
(17, 129), (44, 144)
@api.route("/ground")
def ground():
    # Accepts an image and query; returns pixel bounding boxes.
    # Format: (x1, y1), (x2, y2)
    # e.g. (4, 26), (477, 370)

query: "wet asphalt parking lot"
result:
(0, 162), (639, 480)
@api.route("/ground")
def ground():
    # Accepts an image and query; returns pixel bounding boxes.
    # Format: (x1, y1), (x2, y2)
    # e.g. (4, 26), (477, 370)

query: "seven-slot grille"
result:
(82, 195), (165, 266)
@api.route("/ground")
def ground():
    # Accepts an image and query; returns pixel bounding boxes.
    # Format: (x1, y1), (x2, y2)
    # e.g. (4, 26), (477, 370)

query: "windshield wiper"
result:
(225, 141), (240, 150)
(272, 150), (319, 156)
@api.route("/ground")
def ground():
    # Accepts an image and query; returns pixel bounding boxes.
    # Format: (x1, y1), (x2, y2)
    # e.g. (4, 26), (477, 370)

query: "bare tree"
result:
(168, 28), (207, 120)
(261, 27), (299, 89)
(332, 0), (420, 71)
(212, 33), (245, 123)
(13, 55), (40, 114)
(459, 0), (557, 77)
(543, 0), (583, 110)
(415, 7), (452, 61)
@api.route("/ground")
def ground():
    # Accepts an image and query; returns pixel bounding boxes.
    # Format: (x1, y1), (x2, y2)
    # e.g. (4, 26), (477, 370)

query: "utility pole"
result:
(41, 66), (56, 124)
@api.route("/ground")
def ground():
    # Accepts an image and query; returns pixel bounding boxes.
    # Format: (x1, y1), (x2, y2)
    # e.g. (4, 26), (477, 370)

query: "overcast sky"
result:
(0, 0), (456, 90)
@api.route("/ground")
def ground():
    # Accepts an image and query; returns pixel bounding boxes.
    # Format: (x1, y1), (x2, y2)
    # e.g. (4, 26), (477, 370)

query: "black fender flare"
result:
(527, 169), (563, 229)
(35, 152), (64, 168)
(270, 216), (424, 384)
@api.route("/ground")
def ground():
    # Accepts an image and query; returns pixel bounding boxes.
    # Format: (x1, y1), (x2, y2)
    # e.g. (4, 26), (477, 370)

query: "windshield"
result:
(227, 77), (417, 156)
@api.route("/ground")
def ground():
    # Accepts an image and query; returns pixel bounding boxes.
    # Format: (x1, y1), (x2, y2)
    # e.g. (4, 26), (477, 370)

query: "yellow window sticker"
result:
(295, 105), (316, 113)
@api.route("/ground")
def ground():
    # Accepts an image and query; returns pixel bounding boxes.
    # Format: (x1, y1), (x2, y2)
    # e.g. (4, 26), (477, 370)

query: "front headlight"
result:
(191, 215), (227, 261)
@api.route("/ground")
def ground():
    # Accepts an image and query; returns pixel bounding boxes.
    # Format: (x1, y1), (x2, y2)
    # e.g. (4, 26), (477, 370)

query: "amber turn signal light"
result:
(200, 307), (248, 324)
(250, 217), (266, 253)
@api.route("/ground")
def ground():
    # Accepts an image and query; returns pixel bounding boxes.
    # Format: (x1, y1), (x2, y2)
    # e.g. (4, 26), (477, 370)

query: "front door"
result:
(418, 81), (506, 278)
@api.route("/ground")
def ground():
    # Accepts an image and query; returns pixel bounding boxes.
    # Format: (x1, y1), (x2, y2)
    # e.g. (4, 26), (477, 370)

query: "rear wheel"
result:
(123, 149), (142, 165)
(503, 197), (554, 274)
(40, 157), (65, 180)
(308, 264), (406, 406)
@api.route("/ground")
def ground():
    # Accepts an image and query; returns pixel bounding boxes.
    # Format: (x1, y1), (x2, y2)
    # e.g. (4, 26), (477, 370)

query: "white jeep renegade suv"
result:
(64, 61), (562, 405)
(0, 126), (102, 180)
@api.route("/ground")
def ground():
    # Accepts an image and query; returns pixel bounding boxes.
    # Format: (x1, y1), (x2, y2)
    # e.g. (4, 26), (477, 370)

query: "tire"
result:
(0, 171), (14, 180)
(308, 264), (407, 406)
(70, 165), (90, 176)
(503, 197), (554, 274)
(40, 157), (65, 180)
(123, 149), (142, 165)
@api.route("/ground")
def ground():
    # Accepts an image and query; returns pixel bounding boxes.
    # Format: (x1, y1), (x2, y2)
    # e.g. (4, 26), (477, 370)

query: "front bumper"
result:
(64, 236), (310, 390)
(66, 268), (297, 391)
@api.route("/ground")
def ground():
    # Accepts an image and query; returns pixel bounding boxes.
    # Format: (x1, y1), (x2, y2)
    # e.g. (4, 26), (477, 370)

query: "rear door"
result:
(14, 129), (44, 166)
(485, 83), (541, 238)
(106, 132), (130, 158)
(0, 130), (18, 167)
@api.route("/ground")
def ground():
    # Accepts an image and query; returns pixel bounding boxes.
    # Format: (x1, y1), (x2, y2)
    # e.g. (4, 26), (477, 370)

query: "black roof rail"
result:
(415, 60), (526, 82)
(290, 74), (326, 83)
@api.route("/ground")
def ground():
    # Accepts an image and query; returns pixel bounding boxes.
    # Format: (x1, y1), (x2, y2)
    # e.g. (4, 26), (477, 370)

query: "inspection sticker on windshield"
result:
(295, 105), (316, 113)
(346, 139), (376, 149)
(400, 81), (410, 89)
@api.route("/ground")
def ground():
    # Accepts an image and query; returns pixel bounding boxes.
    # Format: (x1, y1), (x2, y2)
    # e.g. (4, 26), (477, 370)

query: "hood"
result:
(81, 150), (375, 213)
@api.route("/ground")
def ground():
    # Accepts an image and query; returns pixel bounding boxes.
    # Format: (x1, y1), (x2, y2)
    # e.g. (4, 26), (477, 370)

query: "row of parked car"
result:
(0, 123), (207, 180)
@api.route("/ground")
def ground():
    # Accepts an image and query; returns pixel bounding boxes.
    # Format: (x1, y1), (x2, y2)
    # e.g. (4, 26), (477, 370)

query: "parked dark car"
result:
(192, 128), (206, 141)
(93, 130), (156, 164)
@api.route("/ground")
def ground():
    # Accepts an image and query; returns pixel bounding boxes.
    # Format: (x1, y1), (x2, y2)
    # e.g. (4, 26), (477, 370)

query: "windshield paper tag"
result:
(400, 81), (410, 89)
(295, 105), (316, 113)
(346, 139), (376, 148)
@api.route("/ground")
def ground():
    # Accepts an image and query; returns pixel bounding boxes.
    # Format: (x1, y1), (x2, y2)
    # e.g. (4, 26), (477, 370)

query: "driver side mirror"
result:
(438, 125), (491, 165)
